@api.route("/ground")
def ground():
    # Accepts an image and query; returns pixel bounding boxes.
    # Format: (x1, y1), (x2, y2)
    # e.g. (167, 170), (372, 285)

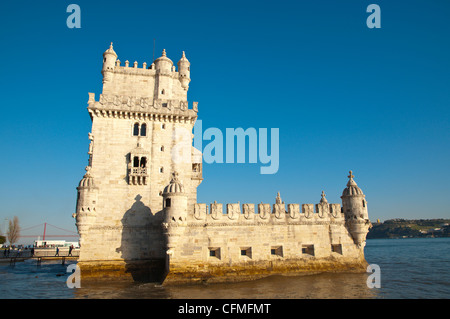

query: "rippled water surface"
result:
(1, 238), (449, 299)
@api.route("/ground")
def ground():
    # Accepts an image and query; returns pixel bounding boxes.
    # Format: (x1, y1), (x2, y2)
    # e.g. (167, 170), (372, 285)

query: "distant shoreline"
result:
(367, 218), (450, 239)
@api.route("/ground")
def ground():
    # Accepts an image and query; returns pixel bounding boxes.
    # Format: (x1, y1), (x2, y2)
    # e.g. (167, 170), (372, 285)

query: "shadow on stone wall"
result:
(116, 194), (166, 282)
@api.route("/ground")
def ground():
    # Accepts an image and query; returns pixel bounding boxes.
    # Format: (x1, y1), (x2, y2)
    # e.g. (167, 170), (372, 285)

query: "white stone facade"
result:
(74, 44), (371, 284)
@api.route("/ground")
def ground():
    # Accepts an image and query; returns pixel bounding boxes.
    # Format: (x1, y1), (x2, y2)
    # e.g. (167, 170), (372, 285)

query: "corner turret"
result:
(341, 171), (371, 247)
(177, 51), (191, 90)
(154, 49), (173, 74)
(162, 172), (188, 258)
(73, 166), (98, 249)
(102, 42), (117, 83)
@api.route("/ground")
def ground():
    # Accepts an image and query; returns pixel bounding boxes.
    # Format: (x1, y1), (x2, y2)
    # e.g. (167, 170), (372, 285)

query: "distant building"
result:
(73, 44), (372, 284)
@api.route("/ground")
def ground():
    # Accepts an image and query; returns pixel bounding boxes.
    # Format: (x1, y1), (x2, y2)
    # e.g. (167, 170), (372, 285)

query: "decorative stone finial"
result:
(171, 171), (179, 182)
(162, 49), (166, 57)
(347, 170), (358, 187)
(276, 192), (283, 204)
(348, 170), (354, 180)
(320, 191), (328, 203)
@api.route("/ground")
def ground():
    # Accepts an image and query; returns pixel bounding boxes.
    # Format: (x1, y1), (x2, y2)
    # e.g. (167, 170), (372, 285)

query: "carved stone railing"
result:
(128, 167), (148, 185)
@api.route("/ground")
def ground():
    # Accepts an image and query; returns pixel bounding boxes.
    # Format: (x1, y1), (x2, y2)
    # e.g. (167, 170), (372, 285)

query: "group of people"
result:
(2, 246), (31, 257)
(54, 245), (75, 256)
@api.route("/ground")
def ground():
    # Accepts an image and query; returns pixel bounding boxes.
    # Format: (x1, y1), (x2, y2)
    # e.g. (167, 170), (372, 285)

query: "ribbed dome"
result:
(154, 49), (173, 65)
(177, 51), (189, 64)
(78, 167), (96, 189)
(342, 171), (364, 196)
(163, 172), (184, 194)
(103, 42), (117, 57)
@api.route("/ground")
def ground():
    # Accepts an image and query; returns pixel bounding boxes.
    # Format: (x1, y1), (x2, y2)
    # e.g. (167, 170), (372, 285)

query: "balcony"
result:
(128, 167), (148, 185)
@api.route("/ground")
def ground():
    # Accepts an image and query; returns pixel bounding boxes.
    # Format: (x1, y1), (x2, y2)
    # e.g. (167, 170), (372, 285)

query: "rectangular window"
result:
(331, 244), (343, 255)
(302, 244), (315, 256)
(271, 246), (283, 257)
(240, 247), (252, 258)
(209, 247), (221, 259)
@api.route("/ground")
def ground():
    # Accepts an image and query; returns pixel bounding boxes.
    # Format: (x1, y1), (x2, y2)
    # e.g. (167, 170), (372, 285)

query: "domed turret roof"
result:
(154, 49), (173, 65)
(178, 51), (189, 64)
(163, 172), (185, 194)
(103, 42), (117, 57)
(78, 167), (96, 189)
(342, 171), (364, 196)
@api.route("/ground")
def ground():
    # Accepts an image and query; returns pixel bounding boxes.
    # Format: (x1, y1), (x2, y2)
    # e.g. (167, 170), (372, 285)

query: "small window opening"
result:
(160, 167), (164, 173)
(331, 244), (343, 255)
(209, 247), (221, 259)
(302, 244), (315, 256)
(240, 247), (252, 258)
(160, 146), (164, 152)
(140, 157), (147, 168)
(133, 123), (140, 136)
(271, 246), (283, 257)
(162, 124), (166, 129)
(133, 156), (140, 168)
(165, 198), (171, 208)
(140, 123), (147, 136)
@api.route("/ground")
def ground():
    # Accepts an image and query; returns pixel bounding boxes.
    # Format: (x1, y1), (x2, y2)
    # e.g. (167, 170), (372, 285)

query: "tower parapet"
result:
(191, 192), (344, 225)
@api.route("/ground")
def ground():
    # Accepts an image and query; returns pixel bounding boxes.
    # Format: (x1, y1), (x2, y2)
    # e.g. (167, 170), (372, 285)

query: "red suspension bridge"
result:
(19, 223), (79, 241)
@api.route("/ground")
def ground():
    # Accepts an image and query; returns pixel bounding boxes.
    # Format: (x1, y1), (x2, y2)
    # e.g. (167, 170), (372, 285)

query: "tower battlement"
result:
(191, 198), (343, 224)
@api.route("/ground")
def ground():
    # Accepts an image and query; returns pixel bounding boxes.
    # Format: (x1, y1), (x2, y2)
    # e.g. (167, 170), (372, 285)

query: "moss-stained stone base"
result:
(77, 259), (166, 282)
(77, 255), (368, 285)
(162, 256), (369, 286)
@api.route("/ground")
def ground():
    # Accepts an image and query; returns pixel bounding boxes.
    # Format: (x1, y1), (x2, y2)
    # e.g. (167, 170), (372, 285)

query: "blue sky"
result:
(0, 0), (449, 241)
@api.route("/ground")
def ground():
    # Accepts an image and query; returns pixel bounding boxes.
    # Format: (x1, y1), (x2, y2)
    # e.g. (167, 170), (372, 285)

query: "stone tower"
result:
(74, 43), (202, 269)
(74, 43), (371, 284)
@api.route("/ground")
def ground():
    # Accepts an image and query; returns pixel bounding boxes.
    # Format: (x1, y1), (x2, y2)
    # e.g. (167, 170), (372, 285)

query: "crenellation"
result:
(226, 203), (240, 220)
(191, 201), (343, 226)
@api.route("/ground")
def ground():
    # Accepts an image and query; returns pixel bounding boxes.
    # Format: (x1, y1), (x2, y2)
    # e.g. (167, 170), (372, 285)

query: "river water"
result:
(0, 238), (449, 299)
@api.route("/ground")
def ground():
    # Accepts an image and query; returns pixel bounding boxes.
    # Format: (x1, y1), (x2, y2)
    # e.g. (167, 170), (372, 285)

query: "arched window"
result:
(133, 156), (139, 168)
(140, 157), (147, 168)
(133, 123), (140, 136)
(140, 123), (147, 136)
